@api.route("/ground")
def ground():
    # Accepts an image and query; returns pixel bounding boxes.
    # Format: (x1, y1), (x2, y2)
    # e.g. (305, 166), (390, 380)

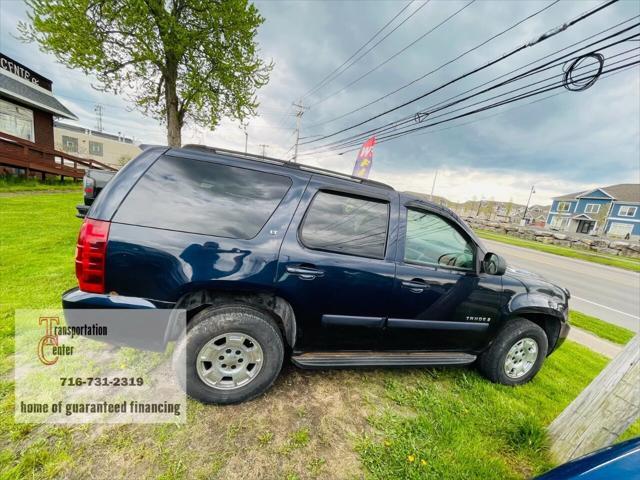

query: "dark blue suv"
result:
(63, 145), (570, 404)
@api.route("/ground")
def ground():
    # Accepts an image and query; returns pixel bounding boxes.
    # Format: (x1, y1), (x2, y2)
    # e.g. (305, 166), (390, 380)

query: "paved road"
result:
(483, 240), (640, 332)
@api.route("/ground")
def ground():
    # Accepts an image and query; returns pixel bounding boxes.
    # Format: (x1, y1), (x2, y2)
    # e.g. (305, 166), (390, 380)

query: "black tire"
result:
(478, 318), (548, 386)
(173, 305), (284, 404)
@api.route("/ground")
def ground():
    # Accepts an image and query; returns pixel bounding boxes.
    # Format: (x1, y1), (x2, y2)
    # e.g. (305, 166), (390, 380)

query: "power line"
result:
(302, 27), (639, 154)
(299, 45), (639, 156)
(300, 0), (619, 147)
(307, 53), (638, 154)
(308, 58), (640, 157)
(304, 13), (640, 136)
(304, 0), (574, 132)
(294, 61), (636, 163)
(303, 0), (431, 98)
(311, 0), (476, 108)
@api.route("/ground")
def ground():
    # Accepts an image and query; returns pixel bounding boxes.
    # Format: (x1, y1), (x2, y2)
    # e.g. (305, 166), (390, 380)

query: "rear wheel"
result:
(478, 318), (548, 386)
(173, 305), (284, 404)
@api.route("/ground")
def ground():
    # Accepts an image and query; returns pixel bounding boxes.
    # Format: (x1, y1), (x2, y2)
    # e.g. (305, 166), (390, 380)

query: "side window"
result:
(403, 209), (474, 270)
(114, 155), (292, 239)
(300, 191), (389, 259)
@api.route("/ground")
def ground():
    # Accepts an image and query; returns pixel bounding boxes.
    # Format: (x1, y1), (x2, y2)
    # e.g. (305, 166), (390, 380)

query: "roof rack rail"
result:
(180, 144), (394, 191)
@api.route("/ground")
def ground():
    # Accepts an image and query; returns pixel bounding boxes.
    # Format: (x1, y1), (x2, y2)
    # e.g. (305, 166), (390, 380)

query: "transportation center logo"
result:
(37, 316), (73, 365)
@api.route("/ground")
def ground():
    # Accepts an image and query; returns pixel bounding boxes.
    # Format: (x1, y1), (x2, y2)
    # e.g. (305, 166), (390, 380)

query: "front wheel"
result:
(173, 305), (284, 404)
(478, 318), (548, 386)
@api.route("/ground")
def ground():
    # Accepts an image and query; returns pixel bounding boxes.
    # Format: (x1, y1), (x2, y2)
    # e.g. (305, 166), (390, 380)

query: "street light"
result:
(522, 185), (536, 223)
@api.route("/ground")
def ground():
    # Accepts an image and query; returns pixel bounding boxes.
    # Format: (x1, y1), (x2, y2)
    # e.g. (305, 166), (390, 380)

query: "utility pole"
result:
(292, 100), (309, 163)
(430, 169), (438, 200)
(522, 185), (536, 223)
(259, 144), (269, 158)
(244, 128), (248, 154)
(94, 104), (103, 132)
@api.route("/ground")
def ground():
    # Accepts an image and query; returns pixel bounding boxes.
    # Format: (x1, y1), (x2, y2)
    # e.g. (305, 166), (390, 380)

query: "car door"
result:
(275, 176), (399, 351)
(383, 203), (502, 351)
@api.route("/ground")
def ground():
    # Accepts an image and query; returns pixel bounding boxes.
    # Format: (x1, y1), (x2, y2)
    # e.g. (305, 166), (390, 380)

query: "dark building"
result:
(0, 52), (77, 145)
(0, 52), (88, 177)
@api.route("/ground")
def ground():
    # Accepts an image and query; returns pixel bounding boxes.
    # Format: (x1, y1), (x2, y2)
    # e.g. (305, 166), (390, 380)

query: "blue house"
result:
(546, 184), (640, 239)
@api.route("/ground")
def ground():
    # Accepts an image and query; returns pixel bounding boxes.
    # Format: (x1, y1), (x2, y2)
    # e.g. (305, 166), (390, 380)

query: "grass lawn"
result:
(0, 176), (81, 193)
(475, 229), (640, 273)
(0, 193), (638, 480)
(569, 311), (635, 345)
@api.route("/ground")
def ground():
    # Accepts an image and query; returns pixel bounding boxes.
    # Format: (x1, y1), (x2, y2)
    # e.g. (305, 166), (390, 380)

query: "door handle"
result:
(401, 279), (429, 293)
(286, 265), (324, 280)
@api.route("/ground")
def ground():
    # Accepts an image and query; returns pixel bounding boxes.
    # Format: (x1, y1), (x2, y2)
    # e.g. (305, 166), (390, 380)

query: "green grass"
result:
(0, 175), (81, 193)
(0, 193), (637, 479)
(476, 229), (640, 272)
(358, 342), (610, 479)
(570, 311), (635, 345)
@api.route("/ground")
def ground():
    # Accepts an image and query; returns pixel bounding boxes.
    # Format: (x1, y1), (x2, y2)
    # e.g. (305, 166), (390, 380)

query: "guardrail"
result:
(0, 131), (117, 179)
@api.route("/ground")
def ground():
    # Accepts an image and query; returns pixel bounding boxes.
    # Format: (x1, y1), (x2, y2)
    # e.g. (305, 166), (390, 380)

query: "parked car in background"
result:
(76, 168), (116, 217)
(536, 437), (640, 479)
(63, 145), (571, 404)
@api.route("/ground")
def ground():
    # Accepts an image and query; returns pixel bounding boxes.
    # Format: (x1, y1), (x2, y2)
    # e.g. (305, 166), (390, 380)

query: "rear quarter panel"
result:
(104, 161), (310, 303)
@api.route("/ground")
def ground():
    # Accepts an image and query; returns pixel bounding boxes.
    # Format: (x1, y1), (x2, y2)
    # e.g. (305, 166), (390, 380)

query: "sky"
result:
(1, 0), (639, 205)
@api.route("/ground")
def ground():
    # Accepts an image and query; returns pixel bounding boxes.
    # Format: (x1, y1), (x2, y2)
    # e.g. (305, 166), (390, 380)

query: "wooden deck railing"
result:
(0, 131), (117, 179)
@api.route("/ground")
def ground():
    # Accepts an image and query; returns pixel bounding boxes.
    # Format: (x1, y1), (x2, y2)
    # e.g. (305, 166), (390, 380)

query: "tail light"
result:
(83, 176), (95, 195)
(75, 219), (110, 293)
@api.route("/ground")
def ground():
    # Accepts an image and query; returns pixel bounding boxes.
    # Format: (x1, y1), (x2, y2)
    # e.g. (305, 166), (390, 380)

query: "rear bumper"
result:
(61, 287), (177, 351)
(61, 287), (174, 310)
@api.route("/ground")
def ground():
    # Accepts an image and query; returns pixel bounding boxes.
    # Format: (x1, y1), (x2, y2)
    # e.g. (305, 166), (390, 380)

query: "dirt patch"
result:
(60, 363), (386, 480)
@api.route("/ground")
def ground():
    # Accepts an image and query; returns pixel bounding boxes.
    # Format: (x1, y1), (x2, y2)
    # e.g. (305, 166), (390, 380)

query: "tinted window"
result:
(114, 155), (291, 239)
(300, 191), (389, 258)
(404, 209), (474, 270)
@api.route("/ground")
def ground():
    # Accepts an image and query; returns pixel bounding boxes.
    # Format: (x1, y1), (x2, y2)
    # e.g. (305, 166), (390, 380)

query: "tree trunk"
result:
(165, 75), (182, 147)
(548, 334), (640, 463)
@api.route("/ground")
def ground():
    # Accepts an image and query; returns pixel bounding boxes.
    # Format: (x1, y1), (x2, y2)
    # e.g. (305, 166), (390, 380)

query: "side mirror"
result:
(483, 252), (507, 276)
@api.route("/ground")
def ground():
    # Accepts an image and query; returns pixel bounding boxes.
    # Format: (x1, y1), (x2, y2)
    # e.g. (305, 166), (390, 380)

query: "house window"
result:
(584, 204), (600, 214)
(557, 202), (571, 212)
(619, 206), (637, 217)
(552, 216), (570, 230)
(0, 98), (34, 141)
(89, 141), (103, 156)
(62, 136), (78, 153)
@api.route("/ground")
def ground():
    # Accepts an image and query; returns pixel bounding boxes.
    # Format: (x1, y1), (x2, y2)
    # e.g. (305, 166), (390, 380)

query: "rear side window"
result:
(300, 191), (389, 259)
(114, 155), (291, 239)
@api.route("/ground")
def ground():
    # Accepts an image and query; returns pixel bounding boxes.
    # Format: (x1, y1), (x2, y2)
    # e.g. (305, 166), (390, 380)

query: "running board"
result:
(291, 351), (477, 368)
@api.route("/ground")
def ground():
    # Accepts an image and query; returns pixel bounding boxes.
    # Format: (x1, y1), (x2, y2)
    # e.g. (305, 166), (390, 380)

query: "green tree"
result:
(20, 0), (272, 146)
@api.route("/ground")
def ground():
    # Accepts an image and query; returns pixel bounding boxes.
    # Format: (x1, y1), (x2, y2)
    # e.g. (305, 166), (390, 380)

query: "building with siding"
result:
(546, 184), (640, 239)
(54, 122), (140, 168)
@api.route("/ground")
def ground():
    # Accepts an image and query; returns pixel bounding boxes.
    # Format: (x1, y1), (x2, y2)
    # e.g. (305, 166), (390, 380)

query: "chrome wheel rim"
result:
(504, 337), (538, 379)
(196, 332), (263, 390)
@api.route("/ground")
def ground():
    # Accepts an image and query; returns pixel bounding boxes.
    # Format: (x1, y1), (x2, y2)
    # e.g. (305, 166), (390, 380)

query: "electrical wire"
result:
(303, 1), (428, 100)
(300, 22), (638, 154)
(302, 30), (639, 154)
(308, 58), (640, 156)
(301, 0), (617, 144)
(305, 0), (564, 130)
(294, 61), (637, 163)
(305, 14), (639, 135)
(310, 0), (476, 108)
(563, 53), (605, 90)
